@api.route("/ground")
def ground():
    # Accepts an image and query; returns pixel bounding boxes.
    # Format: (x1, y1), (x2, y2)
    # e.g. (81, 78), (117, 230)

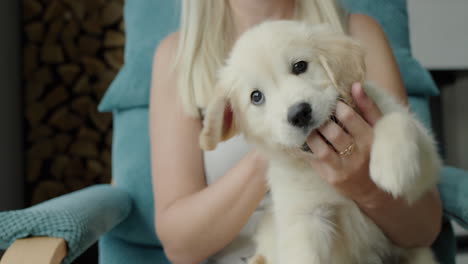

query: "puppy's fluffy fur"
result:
(200, 21), (441, 264)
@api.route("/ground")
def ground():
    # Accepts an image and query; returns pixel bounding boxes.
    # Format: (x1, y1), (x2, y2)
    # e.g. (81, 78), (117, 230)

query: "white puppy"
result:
(200, 20), (441, 264)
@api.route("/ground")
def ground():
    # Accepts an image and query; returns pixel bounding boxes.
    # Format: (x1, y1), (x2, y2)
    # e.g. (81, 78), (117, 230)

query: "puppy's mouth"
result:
(299, 114), (338, 153)
(290, 98), (341, 154)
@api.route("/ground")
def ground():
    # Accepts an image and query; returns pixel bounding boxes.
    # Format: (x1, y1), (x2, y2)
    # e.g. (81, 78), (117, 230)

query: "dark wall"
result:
(0, 0), (24, 210)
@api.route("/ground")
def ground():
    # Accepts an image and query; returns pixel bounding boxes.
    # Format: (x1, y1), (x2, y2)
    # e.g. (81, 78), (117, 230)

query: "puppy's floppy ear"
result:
(312, 28), (366, 105)
(199, 95), (237, 151)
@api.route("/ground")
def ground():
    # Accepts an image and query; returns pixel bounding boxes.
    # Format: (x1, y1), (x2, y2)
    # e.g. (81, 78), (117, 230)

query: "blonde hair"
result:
(175, 0), (348, 117)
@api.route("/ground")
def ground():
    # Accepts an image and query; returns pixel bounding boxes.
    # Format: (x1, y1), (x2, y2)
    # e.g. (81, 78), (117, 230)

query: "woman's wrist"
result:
(355, 184), (442, 247)
(354, 182), (394, 210)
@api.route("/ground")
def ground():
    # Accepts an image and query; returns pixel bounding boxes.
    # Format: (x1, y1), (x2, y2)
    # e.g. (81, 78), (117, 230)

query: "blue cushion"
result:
(439, 166), (468, 229)
(99, 233), (169, 264)
(98, 0), (438, 112)
(98, 1), (179, 112)
(0, 185), (132, 264)
(407, 95), (432, 130)
(104, 108), (160, 246)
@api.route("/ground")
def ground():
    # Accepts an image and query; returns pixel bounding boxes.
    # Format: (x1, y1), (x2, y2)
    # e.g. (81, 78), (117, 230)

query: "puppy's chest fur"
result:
(265, 157), (398, 264)
(267, 159), (346, 209)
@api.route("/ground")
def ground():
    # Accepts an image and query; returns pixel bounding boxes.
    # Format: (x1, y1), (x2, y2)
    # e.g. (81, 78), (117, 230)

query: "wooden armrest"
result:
(0, 237), (66, 264)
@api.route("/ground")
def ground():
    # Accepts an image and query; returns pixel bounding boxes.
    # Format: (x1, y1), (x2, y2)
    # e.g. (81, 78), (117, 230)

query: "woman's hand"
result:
(306, 83), (442, 248)
(306, 83), (383, 205)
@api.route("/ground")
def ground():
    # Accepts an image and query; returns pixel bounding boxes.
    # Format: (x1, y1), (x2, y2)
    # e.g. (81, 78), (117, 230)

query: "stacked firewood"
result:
(23, 0), (124, 205)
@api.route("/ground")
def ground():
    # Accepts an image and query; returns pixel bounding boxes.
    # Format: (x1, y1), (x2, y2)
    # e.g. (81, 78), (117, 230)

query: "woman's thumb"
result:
(351, 83), (382, 126)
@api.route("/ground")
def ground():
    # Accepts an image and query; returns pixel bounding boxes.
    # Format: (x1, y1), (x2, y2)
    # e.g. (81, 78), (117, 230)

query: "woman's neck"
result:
(228, 0), (295, 39)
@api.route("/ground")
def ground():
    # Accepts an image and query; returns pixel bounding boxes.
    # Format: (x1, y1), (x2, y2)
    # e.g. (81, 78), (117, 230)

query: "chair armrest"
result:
(1, 237), (66, 264)
(0, 184), (132, 264)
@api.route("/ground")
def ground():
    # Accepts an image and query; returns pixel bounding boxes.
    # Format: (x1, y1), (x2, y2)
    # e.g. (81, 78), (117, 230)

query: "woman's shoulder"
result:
(153, 31), (180, 64)
(150, 32), (181, 107)
(348, 13), (386, 41)
(347, 13), (408, 103)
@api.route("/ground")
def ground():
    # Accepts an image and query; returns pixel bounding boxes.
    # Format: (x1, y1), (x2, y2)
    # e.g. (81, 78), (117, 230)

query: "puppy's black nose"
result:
(288, 102), (312, 128)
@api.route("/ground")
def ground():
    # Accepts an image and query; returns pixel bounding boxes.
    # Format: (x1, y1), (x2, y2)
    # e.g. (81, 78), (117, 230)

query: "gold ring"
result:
(339, 142), (355, 156)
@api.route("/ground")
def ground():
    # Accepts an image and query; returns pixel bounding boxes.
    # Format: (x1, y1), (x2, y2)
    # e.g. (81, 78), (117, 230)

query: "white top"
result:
(203, 136), (270, 264)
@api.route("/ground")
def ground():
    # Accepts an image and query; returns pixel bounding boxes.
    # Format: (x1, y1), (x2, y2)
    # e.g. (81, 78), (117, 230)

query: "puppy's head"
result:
(200, 21), (366, 154)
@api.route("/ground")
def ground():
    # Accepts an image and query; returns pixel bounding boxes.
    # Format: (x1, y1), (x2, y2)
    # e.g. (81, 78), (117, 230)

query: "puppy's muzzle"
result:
(288, 102), (313, 129)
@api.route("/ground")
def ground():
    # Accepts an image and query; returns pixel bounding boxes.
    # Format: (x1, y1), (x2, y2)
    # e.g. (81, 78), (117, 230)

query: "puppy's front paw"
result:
(370, 112), (439, 204)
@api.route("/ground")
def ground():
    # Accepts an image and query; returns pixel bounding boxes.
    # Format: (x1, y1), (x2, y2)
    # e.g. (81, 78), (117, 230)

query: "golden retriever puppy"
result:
(200, 20), (440, 264)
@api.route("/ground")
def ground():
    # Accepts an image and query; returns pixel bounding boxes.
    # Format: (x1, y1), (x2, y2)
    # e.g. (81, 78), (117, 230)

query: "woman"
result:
(149, 1), (442, 263)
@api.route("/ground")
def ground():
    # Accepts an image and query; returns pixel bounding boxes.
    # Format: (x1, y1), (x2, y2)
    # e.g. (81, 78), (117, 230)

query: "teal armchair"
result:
(1, 1), (467, 264)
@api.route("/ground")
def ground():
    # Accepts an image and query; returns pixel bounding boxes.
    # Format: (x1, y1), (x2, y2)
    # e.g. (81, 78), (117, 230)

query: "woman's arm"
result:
(348, 14), (442, 247)
(149, 33), (268, 264)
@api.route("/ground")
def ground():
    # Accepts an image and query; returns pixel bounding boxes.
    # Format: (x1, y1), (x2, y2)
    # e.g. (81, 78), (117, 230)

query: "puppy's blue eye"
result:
(251, 90), (265, 105)
(292, 61), (308, 75)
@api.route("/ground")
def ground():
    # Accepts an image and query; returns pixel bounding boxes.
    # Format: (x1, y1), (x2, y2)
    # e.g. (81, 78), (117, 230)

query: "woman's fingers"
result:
(306, 131), (339, 166)
(318, 120), (354, 155)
